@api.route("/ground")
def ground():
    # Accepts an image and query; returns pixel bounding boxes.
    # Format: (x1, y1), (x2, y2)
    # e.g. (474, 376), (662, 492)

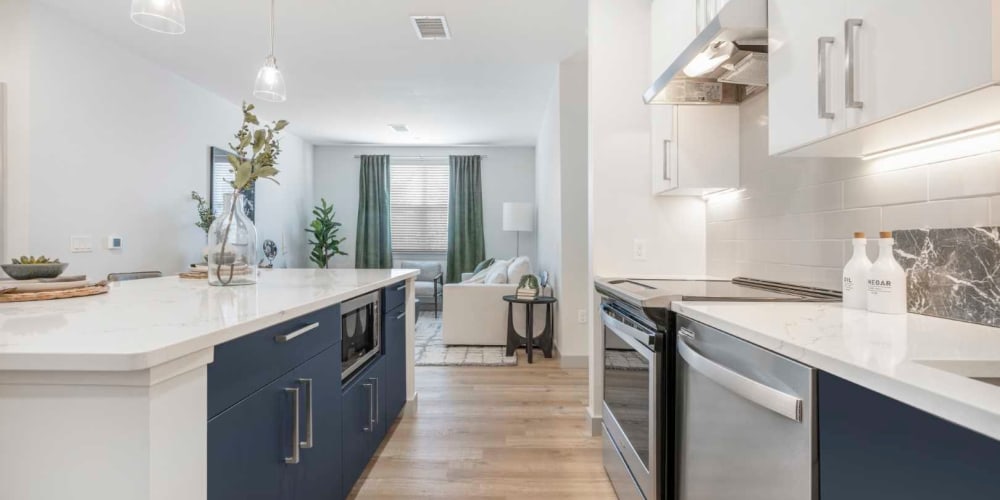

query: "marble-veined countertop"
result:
(674, 301), (1000, 441)
(0, 268), (418, 372)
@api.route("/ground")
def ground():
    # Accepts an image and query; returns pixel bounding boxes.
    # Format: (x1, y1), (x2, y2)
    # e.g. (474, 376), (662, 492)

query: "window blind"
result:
(390, 163), (449, 252)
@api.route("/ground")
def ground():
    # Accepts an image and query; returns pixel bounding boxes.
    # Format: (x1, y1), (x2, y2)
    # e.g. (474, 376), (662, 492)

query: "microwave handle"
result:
(677, 336), (803, 422)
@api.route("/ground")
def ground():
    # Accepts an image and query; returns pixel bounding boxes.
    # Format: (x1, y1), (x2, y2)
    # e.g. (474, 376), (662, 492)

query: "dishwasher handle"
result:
(677, 336), (803, 422)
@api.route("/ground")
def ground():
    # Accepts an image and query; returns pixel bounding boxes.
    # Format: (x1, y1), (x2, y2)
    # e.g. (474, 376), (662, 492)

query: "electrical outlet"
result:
(577, 309), (587, 324)
(633, 238), (647, 260)
(281, 232), (289, 255)
(70, 235), (93, 253)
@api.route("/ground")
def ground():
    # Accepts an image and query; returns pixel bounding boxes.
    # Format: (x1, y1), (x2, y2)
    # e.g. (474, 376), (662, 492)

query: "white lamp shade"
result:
(502, 202), (533, 232)
(254, 56), (287, 102)
(130, 0), (186, 35)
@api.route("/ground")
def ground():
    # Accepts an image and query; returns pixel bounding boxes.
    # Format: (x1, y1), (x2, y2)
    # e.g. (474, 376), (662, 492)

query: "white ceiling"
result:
(39, 0), (588, 146)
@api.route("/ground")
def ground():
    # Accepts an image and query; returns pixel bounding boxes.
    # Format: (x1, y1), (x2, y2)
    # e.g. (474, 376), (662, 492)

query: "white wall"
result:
(312, 146), (536, 270)
(2, 2), (313, 277)
(587, 0), (708, 422)
(0, 0), (32, 262)
(535, 51), (590, 361)
(707, 91), (1000, 289)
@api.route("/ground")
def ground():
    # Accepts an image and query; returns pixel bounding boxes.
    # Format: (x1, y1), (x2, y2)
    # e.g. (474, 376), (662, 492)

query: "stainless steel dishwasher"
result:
(675, 316), (815, 500)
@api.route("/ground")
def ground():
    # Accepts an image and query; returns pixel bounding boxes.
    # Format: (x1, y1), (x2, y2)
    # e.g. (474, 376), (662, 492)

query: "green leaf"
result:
(234, 159), (253, 189)
(274, 120), (289, 131)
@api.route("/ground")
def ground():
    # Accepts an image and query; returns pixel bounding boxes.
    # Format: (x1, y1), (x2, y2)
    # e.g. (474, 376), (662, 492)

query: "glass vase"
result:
(208, 192), (258, 286)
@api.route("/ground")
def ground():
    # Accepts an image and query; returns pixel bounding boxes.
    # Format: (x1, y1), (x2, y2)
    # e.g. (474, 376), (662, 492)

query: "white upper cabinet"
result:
(769, 0), (1000, 157)
(650, 0), (740, 196)
(768, 0), (846, 154)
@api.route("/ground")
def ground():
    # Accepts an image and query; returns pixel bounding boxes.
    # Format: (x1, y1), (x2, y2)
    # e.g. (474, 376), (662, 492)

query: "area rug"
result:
(414, 312), (518, 367)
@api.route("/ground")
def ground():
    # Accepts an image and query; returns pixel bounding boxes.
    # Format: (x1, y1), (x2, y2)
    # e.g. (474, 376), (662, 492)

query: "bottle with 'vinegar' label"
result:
(867, 231), (907, 315)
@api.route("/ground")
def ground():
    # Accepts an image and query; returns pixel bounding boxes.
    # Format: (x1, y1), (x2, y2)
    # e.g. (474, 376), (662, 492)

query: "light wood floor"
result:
(349, 354), (617, 499)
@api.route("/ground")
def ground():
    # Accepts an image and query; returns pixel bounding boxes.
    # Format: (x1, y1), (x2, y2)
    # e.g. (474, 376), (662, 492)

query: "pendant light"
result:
(130, 0), (186, 35)
(254, 0), (287, 102)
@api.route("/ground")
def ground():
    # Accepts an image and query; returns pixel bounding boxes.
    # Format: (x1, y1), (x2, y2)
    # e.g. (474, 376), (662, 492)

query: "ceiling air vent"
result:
(410, 16), (451, 40)
(389, 124), (409, 133)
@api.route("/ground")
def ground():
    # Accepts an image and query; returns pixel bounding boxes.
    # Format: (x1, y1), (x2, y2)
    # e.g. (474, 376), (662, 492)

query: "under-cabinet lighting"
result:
(861, 122), (1000, 170)
(702, 188), (745, 202)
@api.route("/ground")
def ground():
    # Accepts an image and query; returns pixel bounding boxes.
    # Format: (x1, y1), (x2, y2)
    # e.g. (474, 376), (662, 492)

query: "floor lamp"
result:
(502, 202), (533, 257)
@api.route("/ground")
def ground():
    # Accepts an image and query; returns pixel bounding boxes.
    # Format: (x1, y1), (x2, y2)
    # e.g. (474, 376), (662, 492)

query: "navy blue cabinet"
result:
(340, 358), (386, 498)
(818, 372), (1000, 499)
(209, 344), (342, 500)
(383, 305), (407, 423)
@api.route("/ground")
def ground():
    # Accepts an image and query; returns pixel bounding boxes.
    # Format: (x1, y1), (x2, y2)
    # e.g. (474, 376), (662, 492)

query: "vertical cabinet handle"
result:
(662, 139), (672, 182)
(817, 37), (836, 119)
(395, 311), (405, 320)
(298, 378), (314, 449)
(845, 19), (864, 109)
(284, 387), (301, 464)
(370, 377), (380, 425)
(362, 382), (374, 432)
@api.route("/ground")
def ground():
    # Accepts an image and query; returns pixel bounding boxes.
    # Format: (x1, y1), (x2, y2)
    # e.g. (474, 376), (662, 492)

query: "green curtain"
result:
(355, 155), (393, 268)
(446, 155), (486, 282)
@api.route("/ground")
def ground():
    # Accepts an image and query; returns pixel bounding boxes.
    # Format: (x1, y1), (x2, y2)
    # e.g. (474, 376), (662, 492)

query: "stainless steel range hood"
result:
(644, 0), (768, 105)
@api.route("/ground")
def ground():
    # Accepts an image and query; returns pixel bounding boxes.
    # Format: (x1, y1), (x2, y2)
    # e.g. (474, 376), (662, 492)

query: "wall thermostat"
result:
(107, 235), (124, 250)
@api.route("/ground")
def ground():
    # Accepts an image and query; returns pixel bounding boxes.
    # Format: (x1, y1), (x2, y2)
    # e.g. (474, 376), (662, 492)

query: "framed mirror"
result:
(209, 146), (255, 222)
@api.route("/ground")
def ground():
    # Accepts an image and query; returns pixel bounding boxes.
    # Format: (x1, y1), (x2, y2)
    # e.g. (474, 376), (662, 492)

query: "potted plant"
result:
(305, 198), (348, 268)
(207, 103), (288, 286)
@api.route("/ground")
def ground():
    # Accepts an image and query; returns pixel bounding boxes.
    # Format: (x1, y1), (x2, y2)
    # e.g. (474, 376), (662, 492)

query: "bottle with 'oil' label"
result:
(842, 232), (872, 309)
(867, 231), (907, 315)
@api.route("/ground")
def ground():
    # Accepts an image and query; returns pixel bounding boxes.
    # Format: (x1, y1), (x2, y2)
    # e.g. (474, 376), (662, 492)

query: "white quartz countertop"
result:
(673, 301), (1000, 441)
(0, 268), (418, 372)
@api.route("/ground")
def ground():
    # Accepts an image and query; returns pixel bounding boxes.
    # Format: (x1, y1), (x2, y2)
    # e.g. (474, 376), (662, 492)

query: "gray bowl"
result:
(1, 262), (69, 280)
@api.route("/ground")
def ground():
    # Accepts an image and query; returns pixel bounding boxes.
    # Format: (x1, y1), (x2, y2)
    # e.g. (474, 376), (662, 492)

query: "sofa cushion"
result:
(399, 260), (442, 281)
(472, 257), (495, 274)
(483, 260), (509, 284)
(507, 256), (532, 284)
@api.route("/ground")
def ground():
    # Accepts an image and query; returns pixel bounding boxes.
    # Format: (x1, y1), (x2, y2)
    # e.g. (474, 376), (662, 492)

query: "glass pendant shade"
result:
(254, 55), (287, 102)
(130, 0), (186, 35)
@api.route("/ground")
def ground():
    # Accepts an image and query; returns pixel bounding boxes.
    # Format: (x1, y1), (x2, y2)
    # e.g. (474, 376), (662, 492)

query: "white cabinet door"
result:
(844, 0), (993, 129)
(768, 0), (846, 155)
(650, 105), (679, 195)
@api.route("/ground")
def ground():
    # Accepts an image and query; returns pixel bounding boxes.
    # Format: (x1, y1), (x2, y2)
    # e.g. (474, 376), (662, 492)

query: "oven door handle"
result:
(677, 336), (803, 422)
(601, 308), (655, 357)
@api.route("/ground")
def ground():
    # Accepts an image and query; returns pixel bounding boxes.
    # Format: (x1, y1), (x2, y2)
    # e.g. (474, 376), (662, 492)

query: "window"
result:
(390, 163), (449, 252)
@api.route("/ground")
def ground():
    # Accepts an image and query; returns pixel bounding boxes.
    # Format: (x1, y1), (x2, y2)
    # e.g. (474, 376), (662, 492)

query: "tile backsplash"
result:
(706, 92), (1000, 291)
(894, 227), (1000, 327)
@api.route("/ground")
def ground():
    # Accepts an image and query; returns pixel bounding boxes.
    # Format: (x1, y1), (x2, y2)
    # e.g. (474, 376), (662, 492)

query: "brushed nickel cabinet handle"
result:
(395, 311), (405, 320)
(298, 378), (314, 449)
(370, 377), (380, 425)
(274, 322), (320, 343)
(845, 18), (864, 109)
(662, 139), (673, 182)
(363, 382), (374, 432)
(817, 37), (836, 119)
(395, 283), (406, 291)
(284, 387), (301, 464)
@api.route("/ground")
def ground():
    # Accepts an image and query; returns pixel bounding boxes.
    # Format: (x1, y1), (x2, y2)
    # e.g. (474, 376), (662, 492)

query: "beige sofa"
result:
(441, 260), (549, 346)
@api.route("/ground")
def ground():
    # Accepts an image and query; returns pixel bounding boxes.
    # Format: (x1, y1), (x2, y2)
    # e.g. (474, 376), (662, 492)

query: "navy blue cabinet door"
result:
(208, 368), (299, 500)
(384, 307), (407, 423)
(341, 362), (378, 498)
(289, 346), (343, 500)
(818, 372), (1000, 500)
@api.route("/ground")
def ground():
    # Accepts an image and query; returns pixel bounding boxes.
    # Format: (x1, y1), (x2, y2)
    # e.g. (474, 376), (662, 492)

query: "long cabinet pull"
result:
(284, 387), (301, 464)
(817, 37), (836, 120)
(677, 336), (803, 422)
(274, 322), (320, 343)
(845, 18), (864, 109)
(298, 378), (314, 449)
(662, 139), (672, 182)
(362, 383), (374, 432)
(395, 283), (406, 291)
(395, 311), (405, 320)
(370, 377), (380, 425)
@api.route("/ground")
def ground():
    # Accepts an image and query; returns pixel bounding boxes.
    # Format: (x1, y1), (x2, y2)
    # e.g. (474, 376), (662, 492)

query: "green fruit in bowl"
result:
(11, 256), (60, 265)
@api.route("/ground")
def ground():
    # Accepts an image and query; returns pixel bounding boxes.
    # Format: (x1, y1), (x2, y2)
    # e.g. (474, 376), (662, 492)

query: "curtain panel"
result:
(446, 155), (486, 282)
(355, 154), (393, 268)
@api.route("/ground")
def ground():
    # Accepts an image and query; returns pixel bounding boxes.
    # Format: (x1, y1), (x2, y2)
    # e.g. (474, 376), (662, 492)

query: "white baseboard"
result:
(585, 406), (603, 437)
(554, 345), (589, 368)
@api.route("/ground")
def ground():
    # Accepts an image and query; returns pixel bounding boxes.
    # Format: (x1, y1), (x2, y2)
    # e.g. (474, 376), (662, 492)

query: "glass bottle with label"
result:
(867, 231), (907, 314)
(842, 232), (872, 309)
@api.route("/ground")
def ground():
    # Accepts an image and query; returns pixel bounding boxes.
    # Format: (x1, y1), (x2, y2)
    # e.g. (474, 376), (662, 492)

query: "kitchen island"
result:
(0, 268), (418, 500)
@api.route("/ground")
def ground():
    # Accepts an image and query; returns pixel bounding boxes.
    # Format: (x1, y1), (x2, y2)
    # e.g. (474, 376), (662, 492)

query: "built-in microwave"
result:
(341, 291), (381, 381)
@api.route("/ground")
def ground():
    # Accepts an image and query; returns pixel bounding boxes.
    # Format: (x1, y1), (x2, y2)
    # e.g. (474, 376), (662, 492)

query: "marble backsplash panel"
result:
(893, 227), (1000, 327)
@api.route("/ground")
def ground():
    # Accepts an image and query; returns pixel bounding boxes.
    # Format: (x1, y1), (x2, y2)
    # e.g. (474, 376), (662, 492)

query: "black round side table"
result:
(502, 295), (557, 363)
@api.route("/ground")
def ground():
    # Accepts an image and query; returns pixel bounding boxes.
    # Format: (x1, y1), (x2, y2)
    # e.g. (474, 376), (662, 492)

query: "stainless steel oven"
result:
(341, 291), (381, 381)
(601, 301), (664, 500)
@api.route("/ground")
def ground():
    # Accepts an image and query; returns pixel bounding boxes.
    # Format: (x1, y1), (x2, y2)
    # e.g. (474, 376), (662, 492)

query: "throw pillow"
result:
(472, 257), (495, 274)
(483, 260), (510, 284)
(463, 267), (489, 283)
(506, 256), (532, 284)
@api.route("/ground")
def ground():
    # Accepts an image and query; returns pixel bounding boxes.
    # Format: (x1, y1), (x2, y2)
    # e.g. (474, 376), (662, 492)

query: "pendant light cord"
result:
(269, 0), (276, 58)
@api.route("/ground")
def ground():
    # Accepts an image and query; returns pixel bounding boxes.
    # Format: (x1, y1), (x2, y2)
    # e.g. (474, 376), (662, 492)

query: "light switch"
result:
(633, 238), (648, 261)
(70, 235), (93, 253)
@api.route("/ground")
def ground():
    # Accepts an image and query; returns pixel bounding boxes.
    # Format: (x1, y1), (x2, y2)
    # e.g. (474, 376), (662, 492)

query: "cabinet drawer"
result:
(382, 281), (407, 313)
(208, 304), (340, 419)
